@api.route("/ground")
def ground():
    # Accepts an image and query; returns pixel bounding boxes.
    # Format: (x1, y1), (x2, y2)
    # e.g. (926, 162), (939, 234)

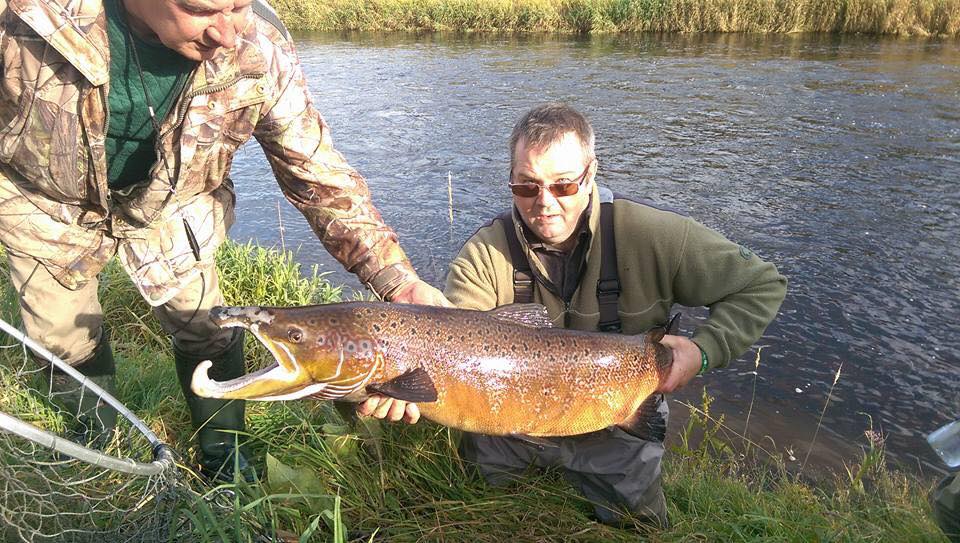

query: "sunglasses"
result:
(509, 162), (591, 198)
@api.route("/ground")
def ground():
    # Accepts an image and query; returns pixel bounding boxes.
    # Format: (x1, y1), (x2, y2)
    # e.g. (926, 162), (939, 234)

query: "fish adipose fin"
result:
(509, 434), (560, 449)
(489, 304), (555, 328)
(616, 394), (667, 443)
(366, 367), (438, 402)
(647, 313), (682, 343)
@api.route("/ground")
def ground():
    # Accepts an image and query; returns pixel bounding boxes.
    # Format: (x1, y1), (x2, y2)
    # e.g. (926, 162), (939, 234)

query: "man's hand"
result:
(389, 279), (453, 307)
(657, 334), (703, 393)
(359, 279), (448, 425)
(357, 395), (421, 424)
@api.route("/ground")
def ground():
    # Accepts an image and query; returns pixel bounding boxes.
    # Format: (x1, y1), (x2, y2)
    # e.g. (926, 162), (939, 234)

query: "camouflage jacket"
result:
(0, 0), (417, 304)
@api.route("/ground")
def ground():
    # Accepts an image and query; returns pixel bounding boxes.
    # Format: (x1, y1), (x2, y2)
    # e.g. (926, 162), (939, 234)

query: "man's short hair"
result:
(509, 103), (595, 169)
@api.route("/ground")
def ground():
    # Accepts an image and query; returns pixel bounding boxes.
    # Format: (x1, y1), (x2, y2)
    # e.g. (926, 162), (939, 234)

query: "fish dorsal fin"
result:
(366, 367), (438, 403)
(488, 304), (555, 328)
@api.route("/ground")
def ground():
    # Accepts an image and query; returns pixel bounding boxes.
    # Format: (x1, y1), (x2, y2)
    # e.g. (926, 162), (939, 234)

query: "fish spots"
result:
(316, 336), (326, 346)
(372, 324), (382, 333)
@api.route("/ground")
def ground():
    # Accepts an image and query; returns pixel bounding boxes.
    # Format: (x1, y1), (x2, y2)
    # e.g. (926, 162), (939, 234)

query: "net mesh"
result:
(0, 335), (186, 543)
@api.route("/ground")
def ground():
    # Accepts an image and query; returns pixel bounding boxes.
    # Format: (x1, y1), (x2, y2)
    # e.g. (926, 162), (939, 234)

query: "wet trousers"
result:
(459, 396), (669, 527)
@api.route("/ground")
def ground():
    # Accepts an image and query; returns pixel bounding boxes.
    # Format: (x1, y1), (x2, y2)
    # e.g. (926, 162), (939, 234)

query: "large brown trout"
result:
(191, 302), (674, 441)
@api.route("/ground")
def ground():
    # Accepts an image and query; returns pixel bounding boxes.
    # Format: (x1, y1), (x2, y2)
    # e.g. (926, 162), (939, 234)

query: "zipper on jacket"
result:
(160, 72), (266, 142)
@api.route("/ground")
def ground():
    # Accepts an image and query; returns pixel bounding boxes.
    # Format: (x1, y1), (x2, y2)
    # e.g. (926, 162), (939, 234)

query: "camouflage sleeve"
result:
(251, 31), (418, 299)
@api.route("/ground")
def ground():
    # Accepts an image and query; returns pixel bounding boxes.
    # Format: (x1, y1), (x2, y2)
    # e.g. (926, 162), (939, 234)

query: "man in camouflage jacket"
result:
(0, 0), (443, 479)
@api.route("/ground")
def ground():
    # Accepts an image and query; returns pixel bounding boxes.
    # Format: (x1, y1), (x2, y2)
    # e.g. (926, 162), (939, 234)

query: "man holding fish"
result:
(0, 0), (447, 482)
(437, 103), (787, 526)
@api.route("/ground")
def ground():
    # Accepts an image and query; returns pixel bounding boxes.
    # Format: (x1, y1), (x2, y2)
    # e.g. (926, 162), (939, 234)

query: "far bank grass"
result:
(0, 241), (948, 541)
(271, 0), (960, 36)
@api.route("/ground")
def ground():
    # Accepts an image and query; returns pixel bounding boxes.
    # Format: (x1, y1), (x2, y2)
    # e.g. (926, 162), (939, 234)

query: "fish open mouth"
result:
(190, 306), (329, 401)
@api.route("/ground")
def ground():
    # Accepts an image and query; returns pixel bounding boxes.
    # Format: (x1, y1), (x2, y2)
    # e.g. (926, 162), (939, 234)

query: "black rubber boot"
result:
(47, 333), (118, 447)
(173, 330), (256, 483)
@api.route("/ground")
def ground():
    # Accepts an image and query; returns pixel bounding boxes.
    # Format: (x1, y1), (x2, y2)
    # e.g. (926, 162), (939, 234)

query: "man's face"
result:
(124, 0), (252, 61)
(511, 132), (595, 251)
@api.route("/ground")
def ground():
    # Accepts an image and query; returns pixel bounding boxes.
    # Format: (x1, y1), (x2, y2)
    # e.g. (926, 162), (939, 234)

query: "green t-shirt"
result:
(104, 0), (197, 189)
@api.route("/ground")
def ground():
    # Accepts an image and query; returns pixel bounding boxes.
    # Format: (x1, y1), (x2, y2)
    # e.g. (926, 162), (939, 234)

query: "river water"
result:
(228, 31), (959, 474)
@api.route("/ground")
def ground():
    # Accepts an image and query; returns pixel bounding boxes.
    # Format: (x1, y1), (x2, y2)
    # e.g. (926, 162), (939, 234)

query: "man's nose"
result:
(207, 13), (237, 49)
(534, 186), (559, 207)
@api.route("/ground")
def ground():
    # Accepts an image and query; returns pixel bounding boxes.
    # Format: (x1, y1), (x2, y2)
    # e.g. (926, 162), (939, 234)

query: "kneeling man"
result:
(442, 103), (787, 526)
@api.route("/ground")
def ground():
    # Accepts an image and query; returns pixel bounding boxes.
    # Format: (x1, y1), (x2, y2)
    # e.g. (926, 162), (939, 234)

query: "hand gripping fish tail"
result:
(191, 302), (674, 439)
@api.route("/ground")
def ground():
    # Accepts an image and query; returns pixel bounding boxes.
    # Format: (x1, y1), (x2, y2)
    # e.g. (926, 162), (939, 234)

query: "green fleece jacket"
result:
(443, 184), (787, 370)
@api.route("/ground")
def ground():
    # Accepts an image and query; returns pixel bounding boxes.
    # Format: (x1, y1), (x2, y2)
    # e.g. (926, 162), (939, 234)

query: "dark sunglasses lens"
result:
(549, 182), (580, 197)
(510, 184), (540, 197)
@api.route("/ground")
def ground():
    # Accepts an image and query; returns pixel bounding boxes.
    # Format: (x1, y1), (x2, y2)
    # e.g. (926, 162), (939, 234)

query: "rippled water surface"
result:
(229, 31), (959, 471)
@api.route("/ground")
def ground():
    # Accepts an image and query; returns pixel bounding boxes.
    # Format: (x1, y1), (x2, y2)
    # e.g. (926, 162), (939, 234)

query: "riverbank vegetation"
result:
(271, 0), (960, 36)
(0, 242), (948, 541)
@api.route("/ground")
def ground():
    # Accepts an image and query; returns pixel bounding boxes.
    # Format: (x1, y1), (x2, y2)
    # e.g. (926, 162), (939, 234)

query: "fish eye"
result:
(287, 328), (303, 343)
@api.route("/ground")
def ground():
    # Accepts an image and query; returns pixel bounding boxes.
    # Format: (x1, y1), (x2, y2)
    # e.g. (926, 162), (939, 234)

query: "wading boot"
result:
(47, 333), (118, 448)
(174, 330), (256, 483)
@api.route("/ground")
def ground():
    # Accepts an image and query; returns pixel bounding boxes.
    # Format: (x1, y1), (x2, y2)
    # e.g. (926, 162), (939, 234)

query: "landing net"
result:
(0, 318), (184, 543)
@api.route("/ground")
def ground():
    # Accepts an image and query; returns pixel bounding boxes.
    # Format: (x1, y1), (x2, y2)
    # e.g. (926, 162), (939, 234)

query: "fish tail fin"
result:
(616, 394), (667, 443)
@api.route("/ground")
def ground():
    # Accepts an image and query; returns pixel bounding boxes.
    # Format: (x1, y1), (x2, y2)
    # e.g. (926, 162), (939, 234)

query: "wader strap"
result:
(500, 211), (534, 303)
(596, 201), (621, 333)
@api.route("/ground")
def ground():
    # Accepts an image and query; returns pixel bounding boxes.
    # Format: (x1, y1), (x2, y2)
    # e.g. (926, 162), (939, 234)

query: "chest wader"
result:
(47, 330), (117, 447)
(173, 329), (255, 483)
(504, 200), (621, 332)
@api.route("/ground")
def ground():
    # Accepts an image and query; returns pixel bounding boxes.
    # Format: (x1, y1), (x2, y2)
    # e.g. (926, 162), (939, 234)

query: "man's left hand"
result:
(357, 396), (421, 423)
(657, 334), (703, 393)
(389, 279), (453, 307)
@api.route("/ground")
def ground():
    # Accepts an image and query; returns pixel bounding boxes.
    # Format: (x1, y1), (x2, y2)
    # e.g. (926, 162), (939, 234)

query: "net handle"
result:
(0, 317), (176, 475)
(0, 411), (173, 476)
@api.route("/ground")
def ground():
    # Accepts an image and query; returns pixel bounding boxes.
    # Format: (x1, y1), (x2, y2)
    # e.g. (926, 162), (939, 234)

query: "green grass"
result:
(270, 0), (960, 36)
(0, 240), (948, 541)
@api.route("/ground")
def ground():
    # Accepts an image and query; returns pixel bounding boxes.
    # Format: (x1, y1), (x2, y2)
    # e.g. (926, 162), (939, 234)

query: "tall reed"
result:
(270, 0), (960, 36)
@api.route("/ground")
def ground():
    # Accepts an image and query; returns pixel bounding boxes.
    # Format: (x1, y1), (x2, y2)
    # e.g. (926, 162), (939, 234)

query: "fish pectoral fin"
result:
(509, 434), (560, 449)
(365, 367), (438, 403)
(617, 394), (667, 443)
(488, 304), (555, 328)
